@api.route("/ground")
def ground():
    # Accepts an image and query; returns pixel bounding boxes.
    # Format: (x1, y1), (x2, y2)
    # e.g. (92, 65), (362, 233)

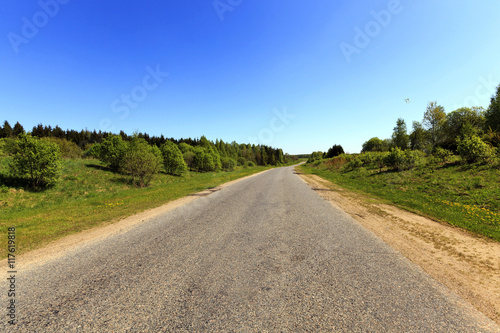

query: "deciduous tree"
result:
(9, 133), (62, 188)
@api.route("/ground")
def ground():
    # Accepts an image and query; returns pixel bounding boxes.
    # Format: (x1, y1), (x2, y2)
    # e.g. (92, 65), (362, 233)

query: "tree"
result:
(97, 134), (128, 171)
(485, 83), (500, 133)
(9, 133), (62, 188)
(161, 140), (187, 176)
(1, 121), (12, 138)
(122, 137), (162, 187)
(391, 118), (409, 149)
(42, 137), (83, 159)
(325, 144), (345, 158)
(361, 137), (387, 152)
(12, 122), (24, 136)
(221, 157), (237, 171)
(442, 107), (485, 150)
(422, 101), (446, 150)
(192, 147), (216, 172)
(457, 135), (493, 163)
(307, 151), (324, 163)
(409, 121), (428, 151)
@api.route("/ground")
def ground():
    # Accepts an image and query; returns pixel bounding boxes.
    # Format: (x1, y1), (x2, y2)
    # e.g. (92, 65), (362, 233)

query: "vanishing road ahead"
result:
(3, 166), (499, 332)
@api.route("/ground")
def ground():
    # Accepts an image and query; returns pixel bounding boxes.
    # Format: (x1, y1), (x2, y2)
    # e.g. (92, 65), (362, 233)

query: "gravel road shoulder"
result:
(296, 170), (500, 325)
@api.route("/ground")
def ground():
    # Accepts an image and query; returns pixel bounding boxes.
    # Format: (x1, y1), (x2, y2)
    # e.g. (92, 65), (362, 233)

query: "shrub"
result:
(83, 143), (101, 159)
(373, 152), (388, 172)
(237, 157), (246, 166)
(42, 137), (83, 159)
(457, 136), (493, 163)
(122, 138), (162, 187)
(178, 142), (194, 154)
(403, 149), (422, 170)
(183, 151), (195, 169)
(221, 157), (237, 171)
(433, 147), (453, 164)
(359, 153), (374, 167)
(307, 151), (324, 163)
(161, 141), (187, 176)
(9, 133), (62, 188)
(98, 135), (128, 171)
(384, 148), (405, 171)
(246, 161), (256, 167)
(343, 156), (363, 171)
(0, 138), (17, 156)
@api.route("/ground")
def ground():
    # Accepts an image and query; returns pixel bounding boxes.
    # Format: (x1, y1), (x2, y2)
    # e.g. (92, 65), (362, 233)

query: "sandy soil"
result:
(296, 171), (500, 325)
(1, 169), (270, 271)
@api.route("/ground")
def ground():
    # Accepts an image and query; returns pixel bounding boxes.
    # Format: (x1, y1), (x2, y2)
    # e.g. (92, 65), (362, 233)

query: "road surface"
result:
(2, 166), (499, 332)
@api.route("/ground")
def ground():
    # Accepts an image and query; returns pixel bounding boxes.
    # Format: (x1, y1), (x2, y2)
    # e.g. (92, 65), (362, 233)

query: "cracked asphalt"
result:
(2, 166), (499, 332)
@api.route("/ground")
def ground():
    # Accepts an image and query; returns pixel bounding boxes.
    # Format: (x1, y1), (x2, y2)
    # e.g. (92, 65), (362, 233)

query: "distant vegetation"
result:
(302, 83), (500, 241)
(0, 122), (298, 189)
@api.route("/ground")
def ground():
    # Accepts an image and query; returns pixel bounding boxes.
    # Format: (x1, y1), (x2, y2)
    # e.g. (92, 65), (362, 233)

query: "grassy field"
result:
(0, 157), (274, 258)
(299, 158), (500, 242)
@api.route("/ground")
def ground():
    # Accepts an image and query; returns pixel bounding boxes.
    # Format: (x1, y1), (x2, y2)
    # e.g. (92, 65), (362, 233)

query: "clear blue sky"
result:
(1, 1), (500, 154)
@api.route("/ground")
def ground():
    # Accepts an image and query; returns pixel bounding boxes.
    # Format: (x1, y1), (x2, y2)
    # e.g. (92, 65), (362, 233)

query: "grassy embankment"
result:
(299, 156), (500, 242)
(0, 157), (277, 258)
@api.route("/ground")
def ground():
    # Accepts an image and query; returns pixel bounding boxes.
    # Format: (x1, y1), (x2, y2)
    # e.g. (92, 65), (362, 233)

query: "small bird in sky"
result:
(404, 98), (410, 103)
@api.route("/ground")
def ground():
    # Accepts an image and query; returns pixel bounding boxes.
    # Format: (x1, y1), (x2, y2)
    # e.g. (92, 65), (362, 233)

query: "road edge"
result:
(295, 166), (500, 326)
(1, 168), (273, 270)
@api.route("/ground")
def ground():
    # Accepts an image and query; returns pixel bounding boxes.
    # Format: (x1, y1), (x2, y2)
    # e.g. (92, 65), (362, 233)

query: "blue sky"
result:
(1, 1), (500, 154)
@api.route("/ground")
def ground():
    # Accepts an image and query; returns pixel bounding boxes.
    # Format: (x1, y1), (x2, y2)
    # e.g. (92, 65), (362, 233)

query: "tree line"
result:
(0, 122), (297, 188)
(308, 82), (500, 170)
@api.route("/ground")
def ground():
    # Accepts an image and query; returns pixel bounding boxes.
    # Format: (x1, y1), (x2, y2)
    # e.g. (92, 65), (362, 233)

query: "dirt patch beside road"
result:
(297, 172), (500, 325)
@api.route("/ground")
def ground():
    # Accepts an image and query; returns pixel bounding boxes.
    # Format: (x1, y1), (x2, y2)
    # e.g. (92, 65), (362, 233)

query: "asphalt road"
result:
(2, 166), (499, 332)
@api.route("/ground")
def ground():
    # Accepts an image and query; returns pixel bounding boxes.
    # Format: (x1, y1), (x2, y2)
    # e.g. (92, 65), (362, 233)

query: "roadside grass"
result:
(0, 157), (273, 258)
(299, 160), (500, 242)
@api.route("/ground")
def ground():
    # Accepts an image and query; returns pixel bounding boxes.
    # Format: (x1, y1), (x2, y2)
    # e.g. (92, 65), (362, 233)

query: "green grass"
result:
(299, 159), (500, 242)
(0, 157), (273, 258)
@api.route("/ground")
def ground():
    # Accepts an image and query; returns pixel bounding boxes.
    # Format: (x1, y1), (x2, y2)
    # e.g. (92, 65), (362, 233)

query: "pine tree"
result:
(2, 121), (12, 138)
(12, 122), (24, 136)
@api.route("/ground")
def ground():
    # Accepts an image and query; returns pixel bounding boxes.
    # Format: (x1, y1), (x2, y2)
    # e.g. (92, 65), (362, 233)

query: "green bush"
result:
(83, 143), (100, 158)
(433, 147), (453, 164)
(183, 151), (195, 169)
(9, 133), (62, 188)
(384, 148), (405, 171)
(221, 157), (237, 171)
(307, 151), (324, 163)
(0, 138), (17, 156)
(403, 149), (422, 170)
(246, 161), (256, 167)
(457, 136), (493, 163)
(98, 135), (128, 171)
(192, 147), (222, 172)
(359, 153), (372, 166)
(161, 141), (187, 176)
(237, 157), (246, 166)
(122, 138), (162, 187)
(42, 137), (83, 159)
(343, 156), (363, 171)
(373, 152), (388, 171)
